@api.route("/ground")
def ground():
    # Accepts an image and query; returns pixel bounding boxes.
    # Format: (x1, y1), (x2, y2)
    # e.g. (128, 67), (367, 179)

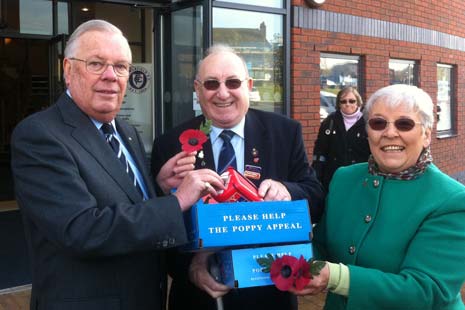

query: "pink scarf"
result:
(341, 109), (363, 131)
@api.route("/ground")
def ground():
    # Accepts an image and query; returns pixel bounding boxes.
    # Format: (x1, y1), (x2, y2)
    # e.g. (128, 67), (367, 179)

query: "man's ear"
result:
(194, 80), (201, 97)
(247, 78), (253, 91)
(63, 58), (71, 87)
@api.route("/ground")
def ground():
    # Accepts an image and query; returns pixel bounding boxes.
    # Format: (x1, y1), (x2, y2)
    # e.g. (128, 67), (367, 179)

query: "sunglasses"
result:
(340, 99), (357, 104)
(368, 117), (422, 132)
(197, 78), (248, 91)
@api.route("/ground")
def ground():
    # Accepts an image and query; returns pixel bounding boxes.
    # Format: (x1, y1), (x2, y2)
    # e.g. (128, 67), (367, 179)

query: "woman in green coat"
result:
(293, 84), (465, 309)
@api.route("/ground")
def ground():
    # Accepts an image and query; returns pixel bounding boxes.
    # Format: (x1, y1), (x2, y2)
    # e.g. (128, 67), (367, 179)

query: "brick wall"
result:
(291, 0), (465, 176)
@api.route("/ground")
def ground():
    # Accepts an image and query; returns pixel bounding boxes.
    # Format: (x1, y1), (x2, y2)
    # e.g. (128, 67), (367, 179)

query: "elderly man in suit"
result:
(11, 20), (223, 310)
(151, 44), (325, 310)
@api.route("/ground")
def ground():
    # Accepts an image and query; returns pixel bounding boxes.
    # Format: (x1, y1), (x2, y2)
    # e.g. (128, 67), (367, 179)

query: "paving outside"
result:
(299, 293), (326, 310)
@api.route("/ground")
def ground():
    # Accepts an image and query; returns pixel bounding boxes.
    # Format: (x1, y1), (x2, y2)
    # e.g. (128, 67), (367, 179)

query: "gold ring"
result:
(204, 182), (211, 190)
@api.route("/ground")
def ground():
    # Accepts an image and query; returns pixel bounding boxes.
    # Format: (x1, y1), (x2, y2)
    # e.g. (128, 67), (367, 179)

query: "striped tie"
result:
(101, 123), (143, 198)
(217, 130), (237, 174)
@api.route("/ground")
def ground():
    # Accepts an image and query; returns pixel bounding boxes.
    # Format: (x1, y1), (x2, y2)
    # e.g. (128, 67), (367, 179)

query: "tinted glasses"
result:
(340, 99), (357, 104)
(197, 78), (247, 91)
(368, 117), (422, 132)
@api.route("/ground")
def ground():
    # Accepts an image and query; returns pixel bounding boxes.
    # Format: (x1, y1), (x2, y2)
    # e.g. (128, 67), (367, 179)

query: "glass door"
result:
(157, 2), (205, 134)
(49, 34), (67, 104)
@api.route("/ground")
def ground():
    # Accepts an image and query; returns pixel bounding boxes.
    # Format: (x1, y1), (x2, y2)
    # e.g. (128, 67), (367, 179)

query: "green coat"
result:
(314, 163), (465, 309)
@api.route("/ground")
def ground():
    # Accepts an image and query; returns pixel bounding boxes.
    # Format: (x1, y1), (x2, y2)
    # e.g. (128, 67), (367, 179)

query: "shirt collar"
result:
(91, 118), (116, 131)
(210, 117), (245, 144)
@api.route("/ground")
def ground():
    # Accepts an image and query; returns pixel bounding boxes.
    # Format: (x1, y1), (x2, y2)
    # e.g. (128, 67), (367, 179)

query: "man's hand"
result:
(174, 169), (225, 211)
(156, 151), (196, 194)
(189, 252), (231, 299)
(258, 179), (291, 201)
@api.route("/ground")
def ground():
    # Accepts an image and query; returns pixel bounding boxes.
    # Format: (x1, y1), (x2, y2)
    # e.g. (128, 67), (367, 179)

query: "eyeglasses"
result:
(196, 78), (248, 91)
(340, 99), (357, 105)
(69, 57), (131, 77)
(368, 117), (422, 132)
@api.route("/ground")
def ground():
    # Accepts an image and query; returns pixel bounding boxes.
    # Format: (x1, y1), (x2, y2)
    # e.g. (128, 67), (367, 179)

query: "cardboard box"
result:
(217, 243), (313, 288)
(182, 199), (311, 250)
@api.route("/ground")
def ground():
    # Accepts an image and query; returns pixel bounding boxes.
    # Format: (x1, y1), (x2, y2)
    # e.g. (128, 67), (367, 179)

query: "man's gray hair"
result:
(196, 44), (249, 79)
(64, 19), (131, 62)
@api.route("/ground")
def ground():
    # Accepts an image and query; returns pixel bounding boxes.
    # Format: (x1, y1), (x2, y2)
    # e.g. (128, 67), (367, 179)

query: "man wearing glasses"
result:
(10, 19), (224, 310)
(151, 44), (325, 310)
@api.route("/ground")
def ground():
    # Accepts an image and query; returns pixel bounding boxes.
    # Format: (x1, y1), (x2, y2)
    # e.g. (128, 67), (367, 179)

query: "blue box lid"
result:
(182, 199), (312, 250)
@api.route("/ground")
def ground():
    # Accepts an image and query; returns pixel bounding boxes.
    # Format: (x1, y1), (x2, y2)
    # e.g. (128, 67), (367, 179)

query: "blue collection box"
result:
(217, 243), (313, 288)
(182, 199), (311, 250)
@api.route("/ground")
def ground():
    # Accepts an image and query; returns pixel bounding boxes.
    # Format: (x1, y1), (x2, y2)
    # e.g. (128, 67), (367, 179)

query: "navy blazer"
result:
(151, 109), (325, 310)
(11, 93), (188, 310)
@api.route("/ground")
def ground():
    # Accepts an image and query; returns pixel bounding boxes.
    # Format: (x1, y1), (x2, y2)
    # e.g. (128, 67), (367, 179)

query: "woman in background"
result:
(294, 84), (465, 309)
(312, 86), (370, 190)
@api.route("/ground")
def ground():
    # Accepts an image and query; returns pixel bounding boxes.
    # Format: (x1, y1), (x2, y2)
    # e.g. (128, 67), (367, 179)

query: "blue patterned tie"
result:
(101, 123), (143, 198)
(217, 130), (237, 174)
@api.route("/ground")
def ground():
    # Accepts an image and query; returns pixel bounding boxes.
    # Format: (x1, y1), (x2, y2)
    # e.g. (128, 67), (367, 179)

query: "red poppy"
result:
(270, 255), (299, 291)
(179, 129), (208, 152)
(294, 255), (311, 290)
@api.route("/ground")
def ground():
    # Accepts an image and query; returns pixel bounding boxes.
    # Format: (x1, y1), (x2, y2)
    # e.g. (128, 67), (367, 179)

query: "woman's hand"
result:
(289, 263), (330, 296)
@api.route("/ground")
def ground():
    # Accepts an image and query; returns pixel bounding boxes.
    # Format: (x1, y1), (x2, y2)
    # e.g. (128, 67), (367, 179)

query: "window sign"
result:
(120, 64), (153, 154)
(437, 64), (454, 133)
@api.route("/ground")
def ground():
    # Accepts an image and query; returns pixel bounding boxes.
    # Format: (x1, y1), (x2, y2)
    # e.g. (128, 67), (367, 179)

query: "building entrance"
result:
(0, 38), (51, 202)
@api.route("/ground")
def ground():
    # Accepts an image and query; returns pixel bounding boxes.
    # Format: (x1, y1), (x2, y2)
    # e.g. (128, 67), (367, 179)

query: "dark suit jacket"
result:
(11, 93), (188, 310)
(151, 109), (325, 310)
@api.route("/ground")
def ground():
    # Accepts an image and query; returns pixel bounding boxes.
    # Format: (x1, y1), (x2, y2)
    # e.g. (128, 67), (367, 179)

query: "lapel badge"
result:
(325, 129), (331, 135)
(244, 164), (261, 180)
(252, 148), (259, 163)
(198, 150), (204, 159)
(128, 137), (132, 141)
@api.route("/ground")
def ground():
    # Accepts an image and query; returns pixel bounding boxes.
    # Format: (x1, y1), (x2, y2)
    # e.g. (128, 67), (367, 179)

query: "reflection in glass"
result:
(20, 0), (52, 35)
(213, 8), (284, 113)
(57, 2), (69, 34)
(389, 59), (417, 85)
(320, 54), (359, 101)
(167, 6), (203, 127)
(216, 0), (283, 9)
(437, 64), (453, 132)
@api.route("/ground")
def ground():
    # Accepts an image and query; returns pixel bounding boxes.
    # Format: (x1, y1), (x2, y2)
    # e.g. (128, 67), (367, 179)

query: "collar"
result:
(91, 118), (116, 131)
(210, 117), (245, 144)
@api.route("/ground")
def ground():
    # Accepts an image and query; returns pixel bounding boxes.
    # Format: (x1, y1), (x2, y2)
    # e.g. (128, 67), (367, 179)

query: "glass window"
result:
(320, 53), (360, 121)
(213, 8), (284, 113)
(389, 59), (417, 85)
(437, 64), (455, 134)
(216, 0), (283, 8)
(19, 0), (53, 35)
(168, 6), (204, 127)
(57, 1), (69, 34)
